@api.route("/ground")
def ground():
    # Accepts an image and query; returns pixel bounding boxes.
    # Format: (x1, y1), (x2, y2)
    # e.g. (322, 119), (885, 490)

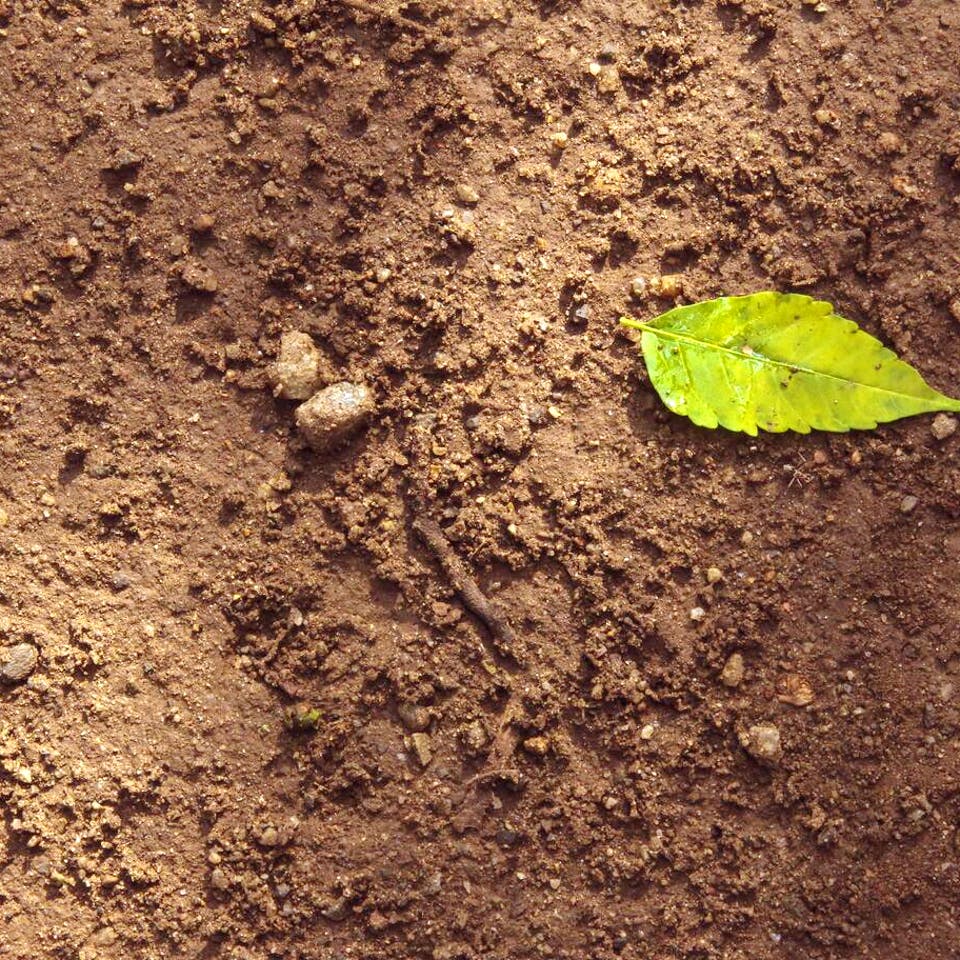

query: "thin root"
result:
(412, 515), (519, 660)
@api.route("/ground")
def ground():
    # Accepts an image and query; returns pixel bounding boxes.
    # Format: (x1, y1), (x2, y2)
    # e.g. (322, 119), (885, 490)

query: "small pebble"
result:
(271, 331), (322, 401)
(397, 702), (430, 733)
(522, 735), (549, 757)
(890, 175), (918, 198)
(648, 274), (683, 299)
(720, 652), (745, 689)
(87, 927), (117, 948)
(108, 147), (143, 170)
(180, 261), (219, 294)
(0, 643), (39, 684)
(210, 868), (230, 890)
(410, 732), (433, 767)
(596, 64), (620, 94)
(740, 723), (782, 765)
(900, 495), (919, 514)
(258, 826), (280, 847)
(296, 382), (375, 452)
(813, 108), (839, 129)
(639, 723), (655, 740)
(689, 606), (706, 623)
(461, 720), (488, 755)
(877, 131), (904, 154)
(495, 827), (520, 847)
(455, 183), (480, 204)
(192, 213), (216, 232)
(111, 571), (133, 591)
(931, 414), (957, 441)
(777, 674), (814, 707)
(706, 566), (723, 584)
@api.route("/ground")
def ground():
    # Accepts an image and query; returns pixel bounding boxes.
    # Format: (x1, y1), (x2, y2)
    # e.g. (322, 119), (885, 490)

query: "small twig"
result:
(404, 415), (524, 800)
(413, 514), (525, 798)
(413, 516), (519, 660)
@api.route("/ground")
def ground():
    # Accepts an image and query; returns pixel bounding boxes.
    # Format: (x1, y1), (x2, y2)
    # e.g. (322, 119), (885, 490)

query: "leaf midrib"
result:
(624, 319), (949, 405)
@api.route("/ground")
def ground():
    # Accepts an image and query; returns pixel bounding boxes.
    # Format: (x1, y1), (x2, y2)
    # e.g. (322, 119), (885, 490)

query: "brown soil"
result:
(2, 1), (960, 958)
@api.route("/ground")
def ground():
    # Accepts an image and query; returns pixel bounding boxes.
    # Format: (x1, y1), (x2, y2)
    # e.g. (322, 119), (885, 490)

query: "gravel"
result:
(271, 331), (322, 401)
(455, 183), (480, 204)
(180, 261), (218, 294)
(1, 643), (39, 683)
(522, 735), (549, 757)
(931, 413), (957, 441)
(296, 381), (375, 452)
(397, 702), (430, 732)
(410, 732), (433, 767)
(740, 723), (782, 765)
(720, 652), (745, 688)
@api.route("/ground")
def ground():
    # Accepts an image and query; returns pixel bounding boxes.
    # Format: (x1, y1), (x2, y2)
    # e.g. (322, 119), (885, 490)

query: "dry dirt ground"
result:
(1, 0), (960, 958)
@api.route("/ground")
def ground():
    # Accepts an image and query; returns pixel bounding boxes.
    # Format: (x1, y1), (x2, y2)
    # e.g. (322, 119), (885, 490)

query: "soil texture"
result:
(1, 1), (960, 958)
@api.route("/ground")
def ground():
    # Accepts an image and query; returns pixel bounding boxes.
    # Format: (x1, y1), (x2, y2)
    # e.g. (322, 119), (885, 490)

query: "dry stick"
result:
(405, 412), (519, 664)
(412, 512), (526, 797)
(412, 515), (518, 660)
(413, 515), (523, 791)
(405, 417), (523, 795)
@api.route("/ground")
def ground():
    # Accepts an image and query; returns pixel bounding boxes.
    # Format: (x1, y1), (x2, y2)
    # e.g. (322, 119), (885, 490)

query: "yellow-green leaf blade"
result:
(621, 291), (960, 435)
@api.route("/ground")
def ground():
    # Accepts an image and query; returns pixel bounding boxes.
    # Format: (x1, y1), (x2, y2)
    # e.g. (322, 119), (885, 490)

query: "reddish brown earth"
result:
(1, 1), (960, 958)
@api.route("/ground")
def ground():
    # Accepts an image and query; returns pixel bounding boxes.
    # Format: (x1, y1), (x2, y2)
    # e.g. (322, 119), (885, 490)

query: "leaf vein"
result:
(631, 323), (940, 404)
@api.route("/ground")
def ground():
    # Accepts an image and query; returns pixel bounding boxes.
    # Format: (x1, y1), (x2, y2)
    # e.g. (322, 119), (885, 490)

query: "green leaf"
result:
(620, 291), (960, 435)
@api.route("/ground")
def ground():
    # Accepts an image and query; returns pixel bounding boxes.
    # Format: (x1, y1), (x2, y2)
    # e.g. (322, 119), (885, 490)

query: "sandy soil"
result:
(1, 1), (959, 958)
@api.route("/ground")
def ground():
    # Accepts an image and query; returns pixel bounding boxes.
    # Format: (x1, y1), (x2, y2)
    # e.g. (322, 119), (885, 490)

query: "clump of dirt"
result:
(1, 1), (959, 958)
